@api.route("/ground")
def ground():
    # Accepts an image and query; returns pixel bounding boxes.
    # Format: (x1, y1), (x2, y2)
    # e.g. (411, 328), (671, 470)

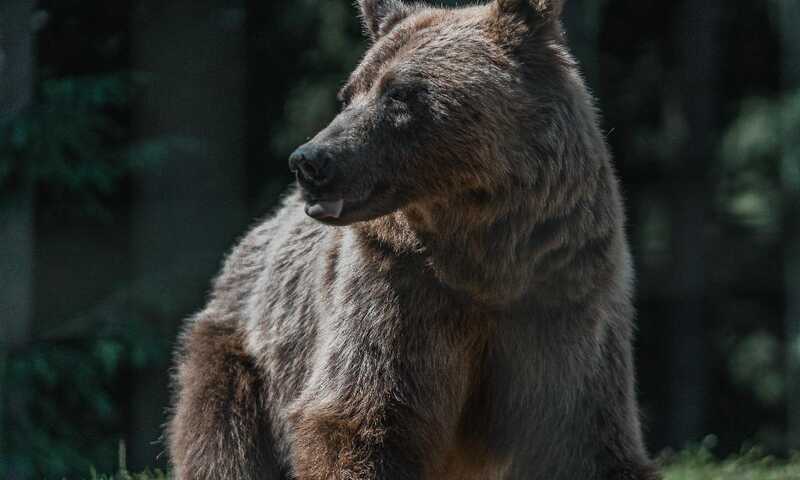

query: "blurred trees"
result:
(0, 0), (799, 477)
(0, 2), (37, 477)
(664, 0), (723, 444)
(0, 0), (36, 350)
(129, 0), (248, 465)
(775, 0), (800, 449)
(710, 0), (800, 450)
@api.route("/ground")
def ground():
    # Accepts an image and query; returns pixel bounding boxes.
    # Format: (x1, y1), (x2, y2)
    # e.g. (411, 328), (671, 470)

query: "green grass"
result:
(88, 472), (168, 480)
(86, 446), (800, 479)
(661, 448), (800, 479)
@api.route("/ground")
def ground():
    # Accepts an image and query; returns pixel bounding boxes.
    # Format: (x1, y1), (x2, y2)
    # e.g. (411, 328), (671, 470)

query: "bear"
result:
(167, 0), (660, 479)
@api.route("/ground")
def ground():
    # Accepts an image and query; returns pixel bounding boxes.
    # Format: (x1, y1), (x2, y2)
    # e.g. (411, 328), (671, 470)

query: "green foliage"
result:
(719, 89), (800, 231)
(0, 74), (184, 217)
(0, 71), (191, 478)
(726, 331), (785, 406)
(701, 90), (800, 443)
(0, 322), (171, 479)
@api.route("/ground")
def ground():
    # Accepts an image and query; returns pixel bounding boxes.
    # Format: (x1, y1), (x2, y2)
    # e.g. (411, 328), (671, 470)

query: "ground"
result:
(88, 449), (800, 480)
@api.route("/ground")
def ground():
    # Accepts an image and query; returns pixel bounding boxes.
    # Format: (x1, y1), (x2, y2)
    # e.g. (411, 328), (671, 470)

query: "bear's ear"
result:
(358, 0), (415, 41)
(495, 0), (565, 23)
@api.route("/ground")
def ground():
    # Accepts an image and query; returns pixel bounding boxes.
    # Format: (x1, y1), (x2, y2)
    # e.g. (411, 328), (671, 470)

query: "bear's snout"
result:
(289, 143), (336, 189)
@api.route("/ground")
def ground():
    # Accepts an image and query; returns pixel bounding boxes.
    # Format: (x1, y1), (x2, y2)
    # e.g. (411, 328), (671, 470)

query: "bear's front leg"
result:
(285, 317), (475, 480)
(289, 400), (428, 480)
(169, 318), (285, 480)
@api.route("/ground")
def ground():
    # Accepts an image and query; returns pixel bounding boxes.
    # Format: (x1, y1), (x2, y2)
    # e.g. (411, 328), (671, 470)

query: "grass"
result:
(660, 448), (800, 479)
(86, 444), (800, 479)
(88, 472), (168, 480)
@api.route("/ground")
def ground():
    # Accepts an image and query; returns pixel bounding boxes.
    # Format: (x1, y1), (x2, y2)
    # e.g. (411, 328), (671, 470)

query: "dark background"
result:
(1, 0), (799, 477)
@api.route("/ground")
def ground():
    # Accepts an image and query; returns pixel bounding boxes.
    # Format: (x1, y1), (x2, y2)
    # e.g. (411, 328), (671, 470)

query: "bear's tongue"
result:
(306, 199), (344, 219)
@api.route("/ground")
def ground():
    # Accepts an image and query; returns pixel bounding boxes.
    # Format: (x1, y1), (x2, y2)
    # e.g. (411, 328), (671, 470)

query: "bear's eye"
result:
(385, 84), (424, 105)
(387, 89), (411, 104)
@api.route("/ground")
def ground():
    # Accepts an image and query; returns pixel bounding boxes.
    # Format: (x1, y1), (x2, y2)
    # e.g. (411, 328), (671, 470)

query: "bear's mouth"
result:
(305, 199), (345, 220)
(301, 183), (400, 226)
(302, 191), (375, 226)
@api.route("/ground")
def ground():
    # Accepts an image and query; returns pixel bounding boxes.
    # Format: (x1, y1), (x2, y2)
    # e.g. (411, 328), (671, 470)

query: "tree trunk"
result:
(0, 0), (36, 348)
(0, 0), (36, 470)
(129, 0), (247, 469)
(786, 196), (800, 450)
(666, 0), (722, 447)
(777, 0), (800, 451)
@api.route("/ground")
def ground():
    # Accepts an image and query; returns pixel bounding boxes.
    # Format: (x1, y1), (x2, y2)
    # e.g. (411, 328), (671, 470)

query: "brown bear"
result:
(167, 0), (660, 479)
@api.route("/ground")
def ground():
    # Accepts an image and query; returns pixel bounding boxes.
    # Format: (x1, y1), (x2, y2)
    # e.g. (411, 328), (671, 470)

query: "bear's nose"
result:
(288, 144), (334, 187)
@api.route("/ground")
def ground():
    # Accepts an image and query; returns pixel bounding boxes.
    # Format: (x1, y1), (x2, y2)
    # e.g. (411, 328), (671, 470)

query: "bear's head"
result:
(289, 0), (577, 226)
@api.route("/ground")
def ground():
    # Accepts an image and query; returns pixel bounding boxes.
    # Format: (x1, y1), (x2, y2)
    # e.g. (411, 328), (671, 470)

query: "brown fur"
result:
(168, 320), (283, 479)
(168, 1), (660, 478)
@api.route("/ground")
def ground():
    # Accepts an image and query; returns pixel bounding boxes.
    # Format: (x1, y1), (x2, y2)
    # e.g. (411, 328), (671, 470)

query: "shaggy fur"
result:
(168, 0), (660, 478)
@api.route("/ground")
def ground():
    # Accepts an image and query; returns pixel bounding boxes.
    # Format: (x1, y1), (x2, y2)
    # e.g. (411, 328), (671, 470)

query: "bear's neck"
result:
(356, 170), (622, 309)
(406, 193), (547, 306)
(355, 81), (624, 308)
